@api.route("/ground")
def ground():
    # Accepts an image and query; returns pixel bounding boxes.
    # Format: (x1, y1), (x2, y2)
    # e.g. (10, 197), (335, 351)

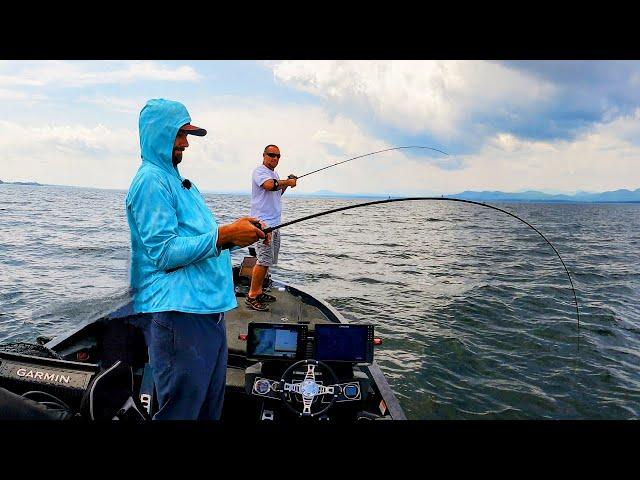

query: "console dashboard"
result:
(243, 322), (376, 417)
(246, 365), (369, 403)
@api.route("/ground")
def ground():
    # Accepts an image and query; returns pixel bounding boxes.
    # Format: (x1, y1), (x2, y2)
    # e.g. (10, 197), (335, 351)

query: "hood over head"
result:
(138, 99), (206, 175)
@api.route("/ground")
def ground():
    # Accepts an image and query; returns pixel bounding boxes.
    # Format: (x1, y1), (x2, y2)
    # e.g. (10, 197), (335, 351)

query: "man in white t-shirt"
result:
(246, 144), (298, 311)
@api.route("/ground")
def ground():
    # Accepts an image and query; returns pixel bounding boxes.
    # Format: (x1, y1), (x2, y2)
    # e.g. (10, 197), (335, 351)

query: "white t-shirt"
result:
(250, 164), (281, 227)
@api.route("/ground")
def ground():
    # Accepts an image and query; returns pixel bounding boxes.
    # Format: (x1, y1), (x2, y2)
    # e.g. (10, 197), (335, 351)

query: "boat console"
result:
(243, 322), (378, 421)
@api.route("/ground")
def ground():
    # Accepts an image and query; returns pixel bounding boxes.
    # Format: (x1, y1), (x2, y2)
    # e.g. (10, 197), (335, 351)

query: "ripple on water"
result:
(2, 190), (640, 419)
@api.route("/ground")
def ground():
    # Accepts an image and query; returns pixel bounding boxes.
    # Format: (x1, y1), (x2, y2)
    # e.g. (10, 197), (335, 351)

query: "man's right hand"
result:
(217, 217), (270, 249)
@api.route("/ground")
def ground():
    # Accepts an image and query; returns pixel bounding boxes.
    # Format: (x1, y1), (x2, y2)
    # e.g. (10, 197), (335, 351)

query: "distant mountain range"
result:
(451, 188), (640, 202)
(1, 180), (639, 202)
(306, 188), (640, 202)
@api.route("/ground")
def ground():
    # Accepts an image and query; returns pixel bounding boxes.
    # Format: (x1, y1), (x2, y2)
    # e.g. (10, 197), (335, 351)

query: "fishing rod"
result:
(292, 146), (449, 180)
(259, 197), (580, 349)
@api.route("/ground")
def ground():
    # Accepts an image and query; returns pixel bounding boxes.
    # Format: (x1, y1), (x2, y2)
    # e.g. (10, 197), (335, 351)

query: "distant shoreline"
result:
(0, 181), (42, 186)
(2, 182), (639, 203)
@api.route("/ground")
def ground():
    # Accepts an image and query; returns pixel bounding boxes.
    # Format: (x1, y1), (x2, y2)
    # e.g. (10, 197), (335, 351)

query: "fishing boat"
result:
(0, 251), (406, 421)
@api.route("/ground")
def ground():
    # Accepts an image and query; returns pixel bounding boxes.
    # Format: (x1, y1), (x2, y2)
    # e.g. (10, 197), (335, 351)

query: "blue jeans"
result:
(143, 311), (227, 420)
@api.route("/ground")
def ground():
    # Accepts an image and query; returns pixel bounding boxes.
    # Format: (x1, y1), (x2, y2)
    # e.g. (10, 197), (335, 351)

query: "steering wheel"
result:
(280, 359), (339, 417)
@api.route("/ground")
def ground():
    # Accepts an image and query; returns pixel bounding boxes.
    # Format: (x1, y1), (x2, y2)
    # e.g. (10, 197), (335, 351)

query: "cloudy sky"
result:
(1, 60), (638, 195)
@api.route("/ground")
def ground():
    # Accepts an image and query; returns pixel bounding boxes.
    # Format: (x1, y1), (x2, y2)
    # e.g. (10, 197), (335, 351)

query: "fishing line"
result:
(293, 146), (449, 179)
(261, 197), (581, 350)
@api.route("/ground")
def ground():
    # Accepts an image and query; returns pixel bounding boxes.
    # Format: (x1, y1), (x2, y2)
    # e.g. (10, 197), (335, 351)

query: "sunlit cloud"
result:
(0, 88), (47, 101)
(0, 61), (201, 89)
(454, 109), (640, 193)
(78, 96), (141, 114)
(0, 61), (639, 194)
(0, 120), (138, 187)
(271, 60), (557, 139)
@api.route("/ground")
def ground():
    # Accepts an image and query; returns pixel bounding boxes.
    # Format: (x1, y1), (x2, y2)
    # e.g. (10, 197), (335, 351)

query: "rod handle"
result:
(251, 221), (276, 235)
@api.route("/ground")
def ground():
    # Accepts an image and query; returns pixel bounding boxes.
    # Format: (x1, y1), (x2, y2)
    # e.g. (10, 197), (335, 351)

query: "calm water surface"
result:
(1, 184), (639, 419)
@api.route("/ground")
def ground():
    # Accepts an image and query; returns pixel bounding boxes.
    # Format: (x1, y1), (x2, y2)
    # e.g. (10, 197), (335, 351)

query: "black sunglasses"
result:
(265, 152), (281, 158)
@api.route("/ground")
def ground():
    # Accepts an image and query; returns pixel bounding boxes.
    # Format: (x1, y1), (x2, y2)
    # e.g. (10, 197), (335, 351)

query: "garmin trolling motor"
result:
(253, 146), (582, 350)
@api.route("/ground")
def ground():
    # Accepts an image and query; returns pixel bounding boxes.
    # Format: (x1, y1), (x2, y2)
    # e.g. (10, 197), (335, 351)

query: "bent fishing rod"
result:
(259, 197), (581, 349)
(291, 146), (449, 180)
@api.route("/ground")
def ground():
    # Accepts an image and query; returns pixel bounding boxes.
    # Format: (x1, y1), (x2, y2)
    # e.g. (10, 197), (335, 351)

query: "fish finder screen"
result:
(247, 324), (304, 359)
(314, 324), (373, 363)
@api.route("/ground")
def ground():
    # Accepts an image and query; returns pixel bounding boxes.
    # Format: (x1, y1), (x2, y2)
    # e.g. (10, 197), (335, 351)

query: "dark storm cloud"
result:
(492, 61), (640, 140)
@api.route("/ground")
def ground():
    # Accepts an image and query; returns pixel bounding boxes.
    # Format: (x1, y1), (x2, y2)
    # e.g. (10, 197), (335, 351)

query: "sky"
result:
(1, 60), (639, 196)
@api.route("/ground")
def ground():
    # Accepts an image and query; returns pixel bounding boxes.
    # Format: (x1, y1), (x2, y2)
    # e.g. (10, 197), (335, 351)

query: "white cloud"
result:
(0, 95), (429, 193)
(78, 96), (141, 114)
(0, 121), (134, 152)
(1, 96), (638, 194)
(451, 110), (640, 193)
(271, 60), (557, 138)
(0, 61), (201, 89)
(0, 88), (47, 102)
(0, 120), (138, 188)
(179, 99), (438, 194)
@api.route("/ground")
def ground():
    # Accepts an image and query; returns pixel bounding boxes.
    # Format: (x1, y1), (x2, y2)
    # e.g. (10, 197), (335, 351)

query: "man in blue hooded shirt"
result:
(126, 99), (267, 420)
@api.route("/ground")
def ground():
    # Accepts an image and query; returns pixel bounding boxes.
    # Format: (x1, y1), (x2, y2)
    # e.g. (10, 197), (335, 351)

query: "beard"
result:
(172, 150), (183, 166)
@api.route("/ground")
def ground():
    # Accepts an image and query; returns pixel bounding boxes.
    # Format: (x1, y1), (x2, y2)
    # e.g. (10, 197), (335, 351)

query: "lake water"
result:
(1, 184), (639, 419)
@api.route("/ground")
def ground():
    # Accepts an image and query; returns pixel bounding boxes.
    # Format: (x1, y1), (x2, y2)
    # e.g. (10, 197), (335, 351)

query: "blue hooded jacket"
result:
(125, 99), (237, 314)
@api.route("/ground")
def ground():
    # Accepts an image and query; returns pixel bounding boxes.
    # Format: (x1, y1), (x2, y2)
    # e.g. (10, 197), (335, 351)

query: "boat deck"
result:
(2, 276), (406, 420)
(225, 286), (334, 355)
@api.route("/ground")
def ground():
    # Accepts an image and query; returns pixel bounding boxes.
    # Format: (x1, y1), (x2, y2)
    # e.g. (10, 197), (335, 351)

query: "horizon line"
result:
(1, 180), (639, 198)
